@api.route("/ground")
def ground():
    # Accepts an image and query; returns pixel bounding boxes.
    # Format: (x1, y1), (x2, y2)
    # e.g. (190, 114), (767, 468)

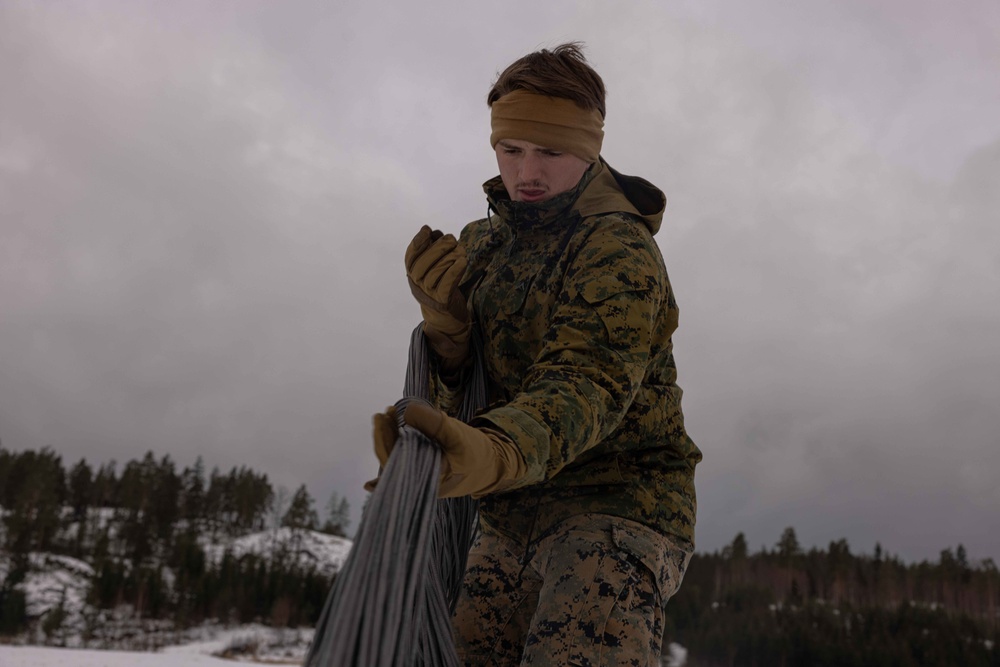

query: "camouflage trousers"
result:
(452, 513), (693, 667)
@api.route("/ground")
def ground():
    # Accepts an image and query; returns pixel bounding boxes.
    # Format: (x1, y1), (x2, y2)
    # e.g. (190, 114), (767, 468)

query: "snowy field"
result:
(0, 643), (233, 666)
(0, 625), (312, 666)
(0, 640), (687, 666)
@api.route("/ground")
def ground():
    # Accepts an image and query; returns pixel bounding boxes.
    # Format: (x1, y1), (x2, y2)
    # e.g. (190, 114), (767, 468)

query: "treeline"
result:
(0, 445), (350, 638)
(666, 528), (1000, 666)
(6, 443), (1000, 663)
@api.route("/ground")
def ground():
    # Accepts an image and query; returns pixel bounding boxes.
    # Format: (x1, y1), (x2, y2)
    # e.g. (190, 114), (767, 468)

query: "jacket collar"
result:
(483, 164), (598, 232)
(483, 159), (666, 234)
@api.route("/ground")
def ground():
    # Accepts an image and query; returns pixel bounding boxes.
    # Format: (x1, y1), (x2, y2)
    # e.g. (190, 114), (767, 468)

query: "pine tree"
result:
(68, 459), (94, 520)
(92, 460), (118, 508)
(150, 454), (180, 554)
(180, 457), (206, 524)
(66, 459), (95, 557)
(204, 466), (225, 538)
(777, 527), (802, 560)
(0, 563), (28, 636)
(1, 448), (65, 554)
(117, 454), (158, 562)
(322, 492), (350, 537)
(282, 485), (318, 530)
(0, 444), (13, 506)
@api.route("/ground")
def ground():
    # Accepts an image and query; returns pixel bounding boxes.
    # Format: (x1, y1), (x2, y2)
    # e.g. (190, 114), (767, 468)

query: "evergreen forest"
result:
(2, 444), (998, 666)
(665, 528), (1000, 666)
(0, 445), (349, 641)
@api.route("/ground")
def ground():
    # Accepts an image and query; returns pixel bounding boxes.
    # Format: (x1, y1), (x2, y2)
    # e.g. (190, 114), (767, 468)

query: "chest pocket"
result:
(499, 275), (535, 315)
(578, 280), (654, 356)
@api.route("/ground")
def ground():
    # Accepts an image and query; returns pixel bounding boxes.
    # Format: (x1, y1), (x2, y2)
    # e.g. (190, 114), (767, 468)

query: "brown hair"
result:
(487, 42), (607, 119)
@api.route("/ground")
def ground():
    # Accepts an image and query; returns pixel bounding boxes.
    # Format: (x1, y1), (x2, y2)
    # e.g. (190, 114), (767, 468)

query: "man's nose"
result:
(519, 153), (542, 181)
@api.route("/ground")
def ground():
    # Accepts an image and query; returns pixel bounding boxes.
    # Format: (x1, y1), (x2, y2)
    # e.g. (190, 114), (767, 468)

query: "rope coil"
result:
(305, 325), (485, 666)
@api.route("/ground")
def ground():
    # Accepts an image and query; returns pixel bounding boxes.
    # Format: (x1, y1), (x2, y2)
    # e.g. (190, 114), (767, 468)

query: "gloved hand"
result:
(405, 226), (472, 375)
(365, 402), (526, 498)
(372, 405), (400, 468)
(363, 405), (401, 492)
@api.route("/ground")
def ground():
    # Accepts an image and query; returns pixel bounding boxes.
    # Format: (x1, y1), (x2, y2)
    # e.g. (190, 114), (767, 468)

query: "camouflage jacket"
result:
(438, 160), (701, 548)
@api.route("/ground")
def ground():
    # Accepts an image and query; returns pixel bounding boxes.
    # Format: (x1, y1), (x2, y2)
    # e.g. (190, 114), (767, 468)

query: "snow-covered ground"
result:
(664, 641), (688, 667)
(0, 624), (314, 665)
(0, 637), (688, 666)
(0, 643), (231, 666)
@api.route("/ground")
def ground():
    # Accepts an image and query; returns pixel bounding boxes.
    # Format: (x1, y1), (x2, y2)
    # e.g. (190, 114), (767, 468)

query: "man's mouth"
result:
(517, 188), (546, 202)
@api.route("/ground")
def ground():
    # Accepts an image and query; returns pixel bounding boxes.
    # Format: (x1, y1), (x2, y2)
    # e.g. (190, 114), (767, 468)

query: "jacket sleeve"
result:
(473, 216), (667, 487)
(425, 216), (497, 415)
(426, 352), (467, 414)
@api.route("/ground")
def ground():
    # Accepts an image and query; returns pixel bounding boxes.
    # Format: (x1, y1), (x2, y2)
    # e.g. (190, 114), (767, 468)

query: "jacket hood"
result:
(573, 159), (666, 234)
(483, 159), (665, 235)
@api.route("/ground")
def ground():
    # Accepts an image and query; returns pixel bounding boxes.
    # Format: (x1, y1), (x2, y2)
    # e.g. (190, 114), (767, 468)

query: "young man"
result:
(376, 43), (701, 666)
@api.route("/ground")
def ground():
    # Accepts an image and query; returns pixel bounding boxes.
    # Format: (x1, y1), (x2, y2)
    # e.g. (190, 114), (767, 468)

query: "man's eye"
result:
(542, 151), (562, 157)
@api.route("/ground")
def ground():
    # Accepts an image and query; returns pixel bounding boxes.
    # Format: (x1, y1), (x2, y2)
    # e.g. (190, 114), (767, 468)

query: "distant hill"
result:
(1, 526), (351, 648)
(0, 446), (354, 646)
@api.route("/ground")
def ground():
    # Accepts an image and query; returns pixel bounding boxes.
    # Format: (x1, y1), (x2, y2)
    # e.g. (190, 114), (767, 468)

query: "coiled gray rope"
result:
(304, 325), (485, 667)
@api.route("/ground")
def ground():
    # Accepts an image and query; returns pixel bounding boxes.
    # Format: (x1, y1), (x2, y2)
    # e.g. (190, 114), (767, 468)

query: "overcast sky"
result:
(2, 0), (998, 563)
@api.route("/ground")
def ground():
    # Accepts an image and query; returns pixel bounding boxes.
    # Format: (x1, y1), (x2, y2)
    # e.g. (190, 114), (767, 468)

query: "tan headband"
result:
(490, 90), (604, 163)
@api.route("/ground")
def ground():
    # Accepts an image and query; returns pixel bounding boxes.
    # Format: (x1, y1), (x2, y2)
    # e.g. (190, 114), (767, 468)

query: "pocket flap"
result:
(611, 522), (690, 605)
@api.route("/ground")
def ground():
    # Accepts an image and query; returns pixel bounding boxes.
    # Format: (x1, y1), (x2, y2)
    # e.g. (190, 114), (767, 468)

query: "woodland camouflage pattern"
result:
(453, 514), (692, 666)
(433, 159), (701, 549)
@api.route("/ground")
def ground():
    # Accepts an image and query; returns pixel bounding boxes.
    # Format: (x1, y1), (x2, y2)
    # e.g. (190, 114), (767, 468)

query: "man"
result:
(374, 43), (701, 666)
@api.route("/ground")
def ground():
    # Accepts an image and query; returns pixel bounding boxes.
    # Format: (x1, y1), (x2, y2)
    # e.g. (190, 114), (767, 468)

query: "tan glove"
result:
(405, 402), (526, 498)
(365, 402), (526, 498)
(372, 406), (399, 468)
(363, 406), (401, 492)
(405, 226), (471, 374)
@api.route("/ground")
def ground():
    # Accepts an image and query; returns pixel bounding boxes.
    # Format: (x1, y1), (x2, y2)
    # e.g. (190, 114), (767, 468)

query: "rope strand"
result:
(304, 325), (485, 666)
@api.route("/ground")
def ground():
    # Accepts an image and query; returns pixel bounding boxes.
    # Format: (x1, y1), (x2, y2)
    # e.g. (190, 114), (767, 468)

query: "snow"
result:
(0, 644), (230, 666)
(203, 527), (352, 578)
(0, 624), (315, 665)
(22, 554), (93, 621)
(664, 641), (688, 667)
(2, 636), (686, 666)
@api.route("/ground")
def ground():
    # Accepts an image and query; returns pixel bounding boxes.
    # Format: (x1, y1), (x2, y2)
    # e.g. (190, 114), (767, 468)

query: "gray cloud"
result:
(1, 1), (998, 562)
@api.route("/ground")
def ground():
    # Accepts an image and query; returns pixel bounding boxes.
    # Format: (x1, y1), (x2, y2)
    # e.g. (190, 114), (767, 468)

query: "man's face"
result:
(495, 139), (590, 203)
